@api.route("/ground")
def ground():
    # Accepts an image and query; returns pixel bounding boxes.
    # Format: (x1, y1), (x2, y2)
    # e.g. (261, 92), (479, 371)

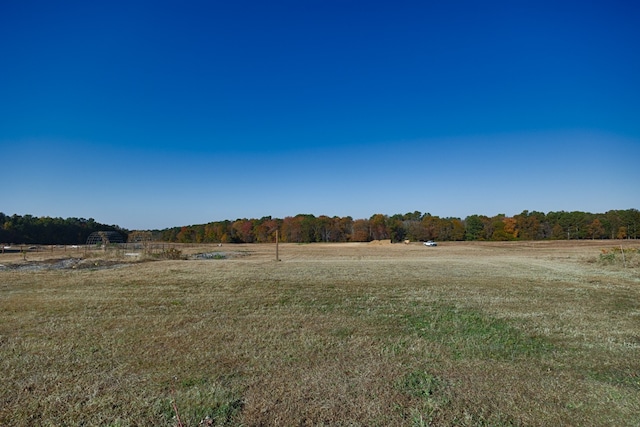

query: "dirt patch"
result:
(0, 250), (254, 271)
(0, 258), (132, 271)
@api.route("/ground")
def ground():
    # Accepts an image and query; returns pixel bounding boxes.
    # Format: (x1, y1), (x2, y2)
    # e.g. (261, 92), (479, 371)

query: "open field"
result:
(1, 241), (639, 426)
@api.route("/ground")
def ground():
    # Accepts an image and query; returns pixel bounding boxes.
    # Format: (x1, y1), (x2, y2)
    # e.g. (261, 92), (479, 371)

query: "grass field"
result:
(1, 241), (639, 426)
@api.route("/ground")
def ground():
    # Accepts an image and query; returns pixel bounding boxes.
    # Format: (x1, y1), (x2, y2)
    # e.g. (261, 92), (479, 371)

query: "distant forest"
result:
(161, 210), (640, 244)
(0, 213), (125, 245)
(1, 210), (638, 245)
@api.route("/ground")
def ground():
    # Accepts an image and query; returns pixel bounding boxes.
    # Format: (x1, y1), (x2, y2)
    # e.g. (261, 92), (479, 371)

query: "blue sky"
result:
(1, 0), (638, 230)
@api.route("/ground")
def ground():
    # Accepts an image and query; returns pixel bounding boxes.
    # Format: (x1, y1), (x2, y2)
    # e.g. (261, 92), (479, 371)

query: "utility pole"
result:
(275, 229), (280, 261)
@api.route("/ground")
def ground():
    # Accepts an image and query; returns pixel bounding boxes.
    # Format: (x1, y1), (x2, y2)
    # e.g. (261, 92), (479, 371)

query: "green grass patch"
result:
(586, 364), (640, 391)
(404, 302), (555, 361)
(156, 380), (243, 426)
(396, 371), (454, 427)
(398, 371), (445, 399)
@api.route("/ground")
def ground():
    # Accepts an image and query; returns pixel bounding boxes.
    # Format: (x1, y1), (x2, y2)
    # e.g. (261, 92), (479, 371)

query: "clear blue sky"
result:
(1, 0), (638, 230)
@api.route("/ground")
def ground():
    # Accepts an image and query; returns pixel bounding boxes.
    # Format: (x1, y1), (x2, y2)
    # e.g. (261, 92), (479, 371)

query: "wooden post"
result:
(276, 229), (279, 261)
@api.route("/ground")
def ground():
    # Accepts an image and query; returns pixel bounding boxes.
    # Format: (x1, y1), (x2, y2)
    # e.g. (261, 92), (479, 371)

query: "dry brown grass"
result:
(1, 241), (639, 426)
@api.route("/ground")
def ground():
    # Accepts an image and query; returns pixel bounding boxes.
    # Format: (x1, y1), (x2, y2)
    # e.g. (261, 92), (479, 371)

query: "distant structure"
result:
(127, 231), (153, 243)
(86, 231), (125, 246)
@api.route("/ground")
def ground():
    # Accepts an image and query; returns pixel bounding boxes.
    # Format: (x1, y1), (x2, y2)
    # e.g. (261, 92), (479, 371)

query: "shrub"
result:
(157, 247), (184, 260)
(599, 247), (639, 267)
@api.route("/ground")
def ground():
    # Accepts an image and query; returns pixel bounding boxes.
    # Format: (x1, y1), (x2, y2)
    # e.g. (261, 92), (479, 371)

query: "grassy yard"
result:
(1, 241), (639, 426)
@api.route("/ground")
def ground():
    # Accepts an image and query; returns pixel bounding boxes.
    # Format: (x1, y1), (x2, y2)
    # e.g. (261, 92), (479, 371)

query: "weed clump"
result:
(156, 247), (184, 260)
(599, 246), (639, 267)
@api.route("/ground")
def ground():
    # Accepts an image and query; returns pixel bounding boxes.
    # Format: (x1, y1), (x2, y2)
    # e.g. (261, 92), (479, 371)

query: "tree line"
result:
(1, 209), (638, 245)
(0, 213), (126, 245)
(161, 209), (640, 244)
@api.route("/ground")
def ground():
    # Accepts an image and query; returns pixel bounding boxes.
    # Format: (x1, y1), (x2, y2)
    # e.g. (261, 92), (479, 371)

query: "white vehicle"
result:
(423, 240), (437, 246)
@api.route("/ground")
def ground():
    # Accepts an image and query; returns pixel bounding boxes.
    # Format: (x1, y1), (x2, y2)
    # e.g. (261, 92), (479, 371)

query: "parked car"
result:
(423, 240), (437, 246)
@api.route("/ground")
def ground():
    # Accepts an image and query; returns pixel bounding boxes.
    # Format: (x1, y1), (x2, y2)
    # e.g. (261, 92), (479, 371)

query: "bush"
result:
(157, 247), (184, 260)
(599, 247), (639, 267)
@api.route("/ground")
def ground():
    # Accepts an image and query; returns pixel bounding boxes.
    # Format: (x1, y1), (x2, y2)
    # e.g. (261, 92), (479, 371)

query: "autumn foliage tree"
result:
(351, 219), (370, 242)
(587, 219), (606, 240)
